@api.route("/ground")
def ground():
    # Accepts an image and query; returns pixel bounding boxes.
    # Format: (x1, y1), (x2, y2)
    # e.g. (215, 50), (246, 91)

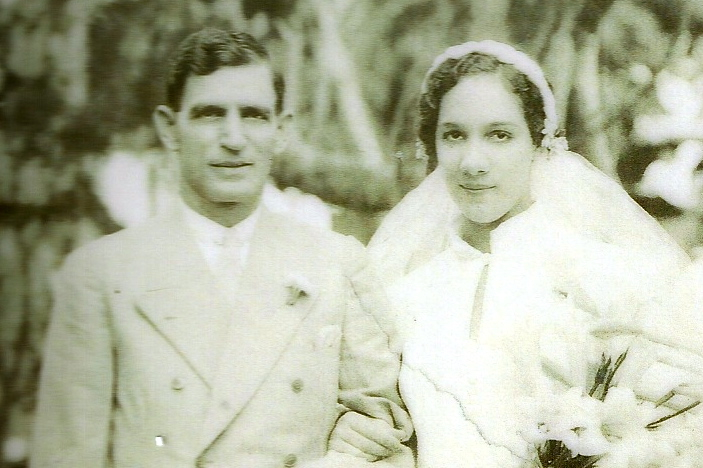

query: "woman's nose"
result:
(459, 142), (489, 175)
(220, 114), (246, 151)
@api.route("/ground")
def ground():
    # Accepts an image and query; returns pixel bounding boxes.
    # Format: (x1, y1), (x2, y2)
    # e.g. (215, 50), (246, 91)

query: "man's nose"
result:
(220, 114), (246, 151)
(459, 140), (490, 175)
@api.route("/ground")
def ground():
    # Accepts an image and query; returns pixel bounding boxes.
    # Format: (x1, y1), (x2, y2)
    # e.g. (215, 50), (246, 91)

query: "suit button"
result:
(283, 454), (297, 467)
(291, 379), (304, 393)
(171, 378), (184, 391)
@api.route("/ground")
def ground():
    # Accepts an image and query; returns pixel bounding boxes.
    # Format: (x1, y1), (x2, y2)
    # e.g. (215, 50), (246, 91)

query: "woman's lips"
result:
(459, 183), (495, 192)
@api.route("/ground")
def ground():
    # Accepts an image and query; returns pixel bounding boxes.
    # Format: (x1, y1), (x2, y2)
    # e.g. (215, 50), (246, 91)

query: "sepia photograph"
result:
(1, 0), (703, 467)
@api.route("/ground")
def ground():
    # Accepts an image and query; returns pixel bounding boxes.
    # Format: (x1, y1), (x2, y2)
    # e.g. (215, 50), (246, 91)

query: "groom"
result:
(31, 28), (410, 467)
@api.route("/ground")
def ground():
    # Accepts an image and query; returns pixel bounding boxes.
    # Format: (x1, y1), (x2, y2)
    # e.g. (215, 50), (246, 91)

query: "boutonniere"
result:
(285, 274), (315, 306)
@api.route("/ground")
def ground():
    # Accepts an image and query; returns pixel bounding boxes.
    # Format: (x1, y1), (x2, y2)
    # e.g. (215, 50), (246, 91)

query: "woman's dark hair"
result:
(418, 53), (546, 172)
(166, 28), (284, 113)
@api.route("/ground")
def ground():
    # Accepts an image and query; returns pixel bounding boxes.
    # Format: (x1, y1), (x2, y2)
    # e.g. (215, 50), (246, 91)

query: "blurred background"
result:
(2, 0), (703, 465)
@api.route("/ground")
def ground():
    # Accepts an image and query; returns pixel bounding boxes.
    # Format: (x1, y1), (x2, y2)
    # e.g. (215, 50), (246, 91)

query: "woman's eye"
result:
(442, 130), (465, 141)
(488, 130), (512, 142)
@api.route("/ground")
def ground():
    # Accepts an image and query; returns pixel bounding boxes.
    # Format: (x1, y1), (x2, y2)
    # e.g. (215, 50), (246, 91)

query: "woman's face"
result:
(436, 73), (536, 225)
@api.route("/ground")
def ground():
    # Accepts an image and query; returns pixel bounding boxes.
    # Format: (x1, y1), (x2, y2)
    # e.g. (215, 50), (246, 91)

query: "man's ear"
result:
(274, 112), (293, 155)
(153, 105), (179, 152)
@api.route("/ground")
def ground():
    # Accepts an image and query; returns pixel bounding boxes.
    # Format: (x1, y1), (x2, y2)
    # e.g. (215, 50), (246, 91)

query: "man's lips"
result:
(209, 161), (253, 168)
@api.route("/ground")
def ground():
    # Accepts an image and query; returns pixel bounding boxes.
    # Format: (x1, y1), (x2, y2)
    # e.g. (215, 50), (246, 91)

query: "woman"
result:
(368, 41), (699, 467)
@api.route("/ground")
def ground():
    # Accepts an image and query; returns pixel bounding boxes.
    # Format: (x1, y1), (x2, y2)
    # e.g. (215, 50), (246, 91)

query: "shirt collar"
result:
(180, 200), (261, 248)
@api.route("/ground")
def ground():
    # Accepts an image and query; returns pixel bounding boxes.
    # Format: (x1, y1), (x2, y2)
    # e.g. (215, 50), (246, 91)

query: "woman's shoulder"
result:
(368, 169), (458, 283)
(386, 247), (487, 337)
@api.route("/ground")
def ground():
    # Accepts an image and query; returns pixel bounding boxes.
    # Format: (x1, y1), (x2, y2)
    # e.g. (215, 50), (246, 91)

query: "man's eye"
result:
(488, 130), (512, 142)
(442, 130), (465, 141)
(202, 112), (224, 120)
(191, 106), (225, 120)
(241, 108), (270, 121)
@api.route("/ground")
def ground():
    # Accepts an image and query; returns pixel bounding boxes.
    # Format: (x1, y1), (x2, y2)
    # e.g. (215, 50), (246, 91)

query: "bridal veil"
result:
(368, 40), (689, 284)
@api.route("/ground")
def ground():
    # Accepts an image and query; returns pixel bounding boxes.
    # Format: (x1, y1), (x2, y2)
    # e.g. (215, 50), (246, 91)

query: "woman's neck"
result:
(458, 218), (502, 253)
(458, 198), (535, 253)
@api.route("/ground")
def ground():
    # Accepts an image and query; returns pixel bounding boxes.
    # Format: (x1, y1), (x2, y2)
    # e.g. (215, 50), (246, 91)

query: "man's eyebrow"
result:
(188, 104), (225, 118)
(240, 105), (272, 117)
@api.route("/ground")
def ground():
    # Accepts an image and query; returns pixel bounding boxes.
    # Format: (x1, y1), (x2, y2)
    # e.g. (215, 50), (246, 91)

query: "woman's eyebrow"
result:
(438, 121), (461, 128)
(486, 121), (520, 128)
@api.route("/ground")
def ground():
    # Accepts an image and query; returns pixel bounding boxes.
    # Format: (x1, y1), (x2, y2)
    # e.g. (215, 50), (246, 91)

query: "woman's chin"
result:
(460, 209), (507, 226)
(458, 199), (531, 227)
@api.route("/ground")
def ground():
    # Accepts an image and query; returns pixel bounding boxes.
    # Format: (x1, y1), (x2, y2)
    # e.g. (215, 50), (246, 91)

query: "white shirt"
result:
(180, 201), (260, 275)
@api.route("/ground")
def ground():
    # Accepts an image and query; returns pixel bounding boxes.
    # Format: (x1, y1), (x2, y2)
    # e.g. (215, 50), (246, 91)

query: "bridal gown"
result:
(385, 202), (681, 468)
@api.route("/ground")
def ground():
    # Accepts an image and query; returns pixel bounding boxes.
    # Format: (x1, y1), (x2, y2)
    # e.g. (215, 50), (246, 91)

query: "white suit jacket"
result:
(31, 208), (410, 467)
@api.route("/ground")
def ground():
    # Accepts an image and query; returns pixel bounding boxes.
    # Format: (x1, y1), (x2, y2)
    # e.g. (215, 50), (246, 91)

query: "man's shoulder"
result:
(264, 210), (363, 254)
(63, 216), (172, 265)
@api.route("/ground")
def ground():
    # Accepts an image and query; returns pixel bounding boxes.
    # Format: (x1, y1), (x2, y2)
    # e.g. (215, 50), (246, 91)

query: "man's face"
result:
(165, 64), (282, 215)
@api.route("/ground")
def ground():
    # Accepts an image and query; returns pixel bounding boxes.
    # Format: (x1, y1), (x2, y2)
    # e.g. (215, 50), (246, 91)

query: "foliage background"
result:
(2, 0), (703, 465)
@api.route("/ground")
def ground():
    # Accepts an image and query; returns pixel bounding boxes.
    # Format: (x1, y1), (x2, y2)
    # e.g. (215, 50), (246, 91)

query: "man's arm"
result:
(30, 245), (114, 468)
(329, 238), (412, 461)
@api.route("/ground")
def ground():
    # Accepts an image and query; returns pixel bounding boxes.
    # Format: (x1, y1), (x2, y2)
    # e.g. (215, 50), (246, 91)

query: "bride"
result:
(368, 41), (699, 467)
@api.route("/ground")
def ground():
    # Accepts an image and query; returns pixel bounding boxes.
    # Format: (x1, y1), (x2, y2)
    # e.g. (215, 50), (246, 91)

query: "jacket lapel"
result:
(134, 214), (236, 388)
(199, 210), (319, 450)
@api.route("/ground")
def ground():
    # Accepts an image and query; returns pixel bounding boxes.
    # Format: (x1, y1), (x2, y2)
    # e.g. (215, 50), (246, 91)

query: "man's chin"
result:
(209, 183), (264, 203)
(211, 191), (262, 208)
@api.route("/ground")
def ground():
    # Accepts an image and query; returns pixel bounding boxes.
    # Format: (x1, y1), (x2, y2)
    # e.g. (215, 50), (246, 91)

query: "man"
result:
(31, 28), (410, 467)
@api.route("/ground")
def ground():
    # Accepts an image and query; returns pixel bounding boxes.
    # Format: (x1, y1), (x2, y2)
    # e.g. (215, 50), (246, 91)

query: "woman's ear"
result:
(273, 112), (293, 155)
(153, 105), (179, 152)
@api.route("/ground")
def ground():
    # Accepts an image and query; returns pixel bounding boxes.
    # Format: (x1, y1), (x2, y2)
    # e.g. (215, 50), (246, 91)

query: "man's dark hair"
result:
(166, 28), (284, 112)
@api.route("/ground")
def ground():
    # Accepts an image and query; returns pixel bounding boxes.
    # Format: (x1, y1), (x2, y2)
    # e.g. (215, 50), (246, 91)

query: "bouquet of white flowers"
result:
(525, 351), (701, 468)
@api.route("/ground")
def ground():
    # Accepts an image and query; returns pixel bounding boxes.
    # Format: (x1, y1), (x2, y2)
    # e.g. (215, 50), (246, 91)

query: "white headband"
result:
(422, 40), (564, 150)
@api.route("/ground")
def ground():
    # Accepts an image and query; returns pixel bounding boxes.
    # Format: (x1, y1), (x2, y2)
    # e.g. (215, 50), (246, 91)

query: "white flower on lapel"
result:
(285, 273), (315, 306)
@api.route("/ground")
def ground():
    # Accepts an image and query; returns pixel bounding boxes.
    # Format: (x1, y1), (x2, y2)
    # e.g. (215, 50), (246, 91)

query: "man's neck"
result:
(183, 197), (259, 228)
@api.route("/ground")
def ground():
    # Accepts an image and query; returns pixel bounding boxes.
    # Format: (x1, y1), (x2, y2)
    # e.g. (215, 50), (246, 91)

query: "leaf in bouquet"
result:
(588, 351), (627, 401)
(645, 400), (701, 430)
(601, 350), (628, 397)
(588, 354), (611, 399)
(654, 390), (676, 407)
(537, 440), (602, 468)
